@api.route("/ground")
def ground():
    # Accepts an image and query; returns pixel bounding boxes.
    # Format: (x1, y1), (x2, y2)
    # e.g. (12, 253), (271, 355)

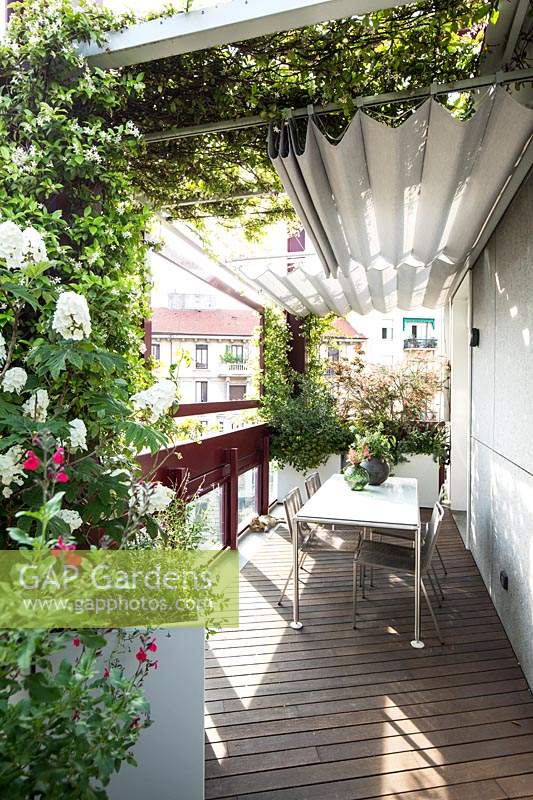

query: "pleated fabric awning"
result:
(256, 88), (533, 315)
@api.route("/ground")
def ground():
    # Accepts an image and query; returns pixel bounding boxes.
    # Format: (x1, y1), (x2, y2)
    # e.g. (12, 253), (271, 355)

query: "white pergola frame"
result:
(81, 0), (413, 68)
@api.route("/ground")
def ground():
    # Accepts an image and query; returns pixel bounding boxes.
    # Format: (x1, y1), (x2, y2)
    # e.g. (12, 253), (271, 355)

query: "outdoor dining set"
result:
(280, 473), (447, 649)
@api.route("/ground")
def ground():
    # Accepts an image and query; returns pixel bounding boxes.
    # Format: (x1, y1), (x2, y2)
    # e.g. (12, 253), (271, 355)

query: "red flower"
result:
(55, 469), (69, 484)
(103, 666), (110, 679)
(72, 709), (80, 721)
(52, 447), (65, 465)
(131, 717), (141, 729)
(135, 648), (147, 663)
(23, 450), (41, 471)
(147, 640), (157, 653)
(73, 637), (80, 647)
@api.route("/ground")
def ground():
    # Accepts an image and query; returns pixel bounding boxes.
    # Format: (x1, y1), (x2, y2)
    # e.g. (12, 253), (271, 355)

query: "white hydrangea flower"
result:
(22, 227), (48, 263)
(69, 418), (87, 451)
(0, 220), (24, 269)
(129, 482), (175, 516)
(56, 509), (83, 532)
(2, 367), (27, 394)
(0, 332), (6, 364)
(22, 389), (49, 422)
(52, 291), (92, 341)
(0, 445), (25, 497)
(130, 379), (177, 422)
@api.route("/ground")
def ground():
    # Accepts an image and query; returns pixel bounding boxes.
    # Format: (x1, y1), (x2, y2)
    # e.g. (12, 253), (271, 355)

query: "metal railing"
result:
(404, 337), (437, 350)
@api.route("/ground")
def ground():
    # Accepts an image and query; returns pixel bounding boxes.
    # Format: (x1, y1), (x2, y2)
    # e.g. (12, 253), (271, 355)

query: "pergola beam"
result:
(145, 67), (533, 143)
(80, 0), (412, 69)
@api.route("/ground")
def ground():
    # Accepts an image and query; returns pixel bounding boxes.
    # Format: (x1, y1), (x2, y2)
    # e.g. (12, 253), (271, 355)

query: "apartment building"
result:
(151, 300), (259, 405)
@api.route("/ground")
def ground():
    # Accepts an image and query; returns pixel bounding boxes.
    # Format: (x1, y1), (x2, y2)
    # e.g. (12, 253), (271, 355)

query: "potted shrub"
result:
(330, 359), (448, 504)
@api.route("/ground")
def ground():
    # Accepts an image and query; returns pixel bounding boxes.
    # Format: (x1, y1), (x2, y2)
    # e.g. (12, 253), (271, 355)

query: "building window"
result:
(327, 346), (340, 362)
(227, 344), (244, 363)
(196, 344), (208, 369)
(381, 321), (393, 340)
(229, 384), (246, 401)
(151, 343), (160, 360)
(195, 381), (208, 403)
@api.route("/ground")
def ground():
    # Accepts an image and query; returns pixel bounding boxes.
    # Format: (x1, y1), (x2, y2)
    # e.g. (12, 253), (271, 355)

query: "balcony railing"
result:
(404, 337), (437, 350)
(219, 360), (250, 374)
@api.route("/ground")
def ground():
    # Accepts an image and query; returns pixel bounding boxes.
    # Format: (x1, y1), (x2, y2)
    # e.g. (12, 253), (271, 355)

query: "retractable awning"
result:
(259, 88), (533, 315)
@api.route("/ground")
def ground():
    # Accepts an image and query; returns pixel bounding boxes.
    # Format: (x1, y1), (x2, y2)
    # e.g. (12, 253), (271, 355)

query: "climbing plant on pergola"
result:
(123, 0), (498, 235)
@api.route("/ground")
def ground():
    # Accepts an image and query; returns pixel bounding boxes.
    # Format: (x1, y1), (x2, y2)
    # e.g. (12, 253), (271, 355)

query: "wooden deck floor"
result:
(205, 509), (533, 800)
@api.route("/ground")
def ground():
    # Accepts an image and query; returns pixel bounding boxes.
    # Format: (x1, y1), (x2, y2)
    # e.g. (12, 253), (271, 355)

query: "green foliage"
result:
(0, 629), (153, 800)
(156, 494), (208, 551)
(347, 425), (396, 465)
(122, 0), (497, 236)
(330, 358), (447, 463)
(259, 309), (351, 471)
(0, 3), (182, 793)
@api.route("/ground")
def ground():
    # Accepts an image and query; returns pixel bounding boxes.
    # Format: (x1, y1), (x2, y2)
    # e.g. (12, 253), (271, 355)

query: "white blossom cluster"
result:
(52, 291), (92, 341)
(2, 367), (27, 394)
(22, 389), (50, 422)
(130, 482), (175, 516)
(0, 220), (48, 269)
(0, 445), (25, 498)
(56, 509), (83, 532)
(0, 332), (6, 364)
(69, 418), (87, 451)
(130, 379), (177, 422)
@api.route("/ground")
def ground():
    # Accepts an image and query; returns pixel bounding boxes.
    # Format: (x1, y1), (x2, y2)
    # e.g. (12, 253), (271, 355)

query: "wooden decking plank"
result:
(205, 738), (533, 798)
(208, 704), (533, 759)
(204, 510), (533, 799)
(205, 691), (532, 743)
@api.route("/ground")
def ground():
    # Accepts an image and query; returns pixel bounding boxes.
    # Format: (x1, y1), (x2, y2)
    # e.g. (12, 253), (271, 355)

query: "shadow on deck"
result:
(205, 509), (533, 800)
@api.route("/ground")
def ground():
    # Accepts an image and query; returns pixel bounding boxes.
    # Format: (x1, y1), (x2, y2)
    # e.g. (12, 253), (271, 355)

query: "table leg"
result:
(290, 519), (303, 630)
(411, 523), (424, 649)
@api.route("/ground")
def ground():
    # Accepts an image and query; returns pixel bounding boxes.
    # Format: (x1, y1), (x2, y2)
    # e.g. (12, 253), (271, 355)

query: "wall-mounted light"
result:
(470, 328), (480, 347)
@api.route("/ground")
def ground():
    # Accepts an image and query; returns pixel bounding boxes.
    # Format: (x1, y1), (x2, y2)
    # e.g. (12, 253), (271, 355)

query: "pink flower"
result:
(73, 637), (80, 647)
(52, 447), (65, 465)
(23, 450), (41, 471)
(55, 536), (76, 552)
(135, 648), (147, 663)
(363, 446), (371, 459)
(55, 469), (69, 483)
(147, 640), (157, 653)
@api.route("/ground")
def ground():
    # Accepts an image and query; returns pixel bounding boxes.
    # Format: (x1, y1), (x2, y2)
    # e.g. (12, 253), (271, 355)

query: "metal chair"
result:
(277, 488), (315, 606)
(304, 472), (322, 500)
(353, 501), (445, 643)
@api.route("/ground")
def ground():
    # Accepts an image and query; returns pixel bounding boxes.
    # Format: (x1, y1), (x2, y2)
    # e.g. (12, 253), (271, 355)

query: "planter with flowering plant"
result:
(344, 427), (395, 488)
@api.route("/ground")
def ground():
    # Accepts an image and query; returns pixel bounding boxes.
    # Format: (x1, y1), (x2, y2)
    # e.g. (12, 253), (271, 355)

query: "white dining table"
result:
(294, 474), (425, 648)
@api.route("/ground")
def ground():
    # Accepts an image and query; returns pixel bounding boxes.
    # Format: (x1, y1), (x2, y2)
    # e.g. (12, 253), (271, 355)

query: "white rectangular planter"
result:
(276, 454), (342, 502)
(391, 453), (440, 508)
(109, 626), (205, 800)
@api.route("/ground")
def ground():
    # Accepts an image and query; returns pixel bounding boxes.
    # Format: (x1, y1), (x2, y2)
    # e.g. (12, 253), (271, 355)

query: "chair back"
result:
(421, 501), (444, 571)
(305, 472), (321, 500)
(283, 487), (303, 542)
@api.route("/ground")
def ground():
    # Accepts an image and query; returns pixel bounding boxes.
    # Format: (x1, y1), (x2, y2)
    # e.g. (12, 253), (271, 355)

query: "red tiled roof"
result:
(331, 317), (367, 339)
(151, 307), (259, 336)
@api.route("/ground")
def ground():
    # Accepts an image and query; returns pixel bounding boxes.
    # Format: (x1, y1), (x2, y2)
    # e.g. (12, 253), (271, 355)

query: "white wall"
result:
(449, 276), (470, 515)
(468, 171), (533, 689)
(110, 627), (205, 800)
